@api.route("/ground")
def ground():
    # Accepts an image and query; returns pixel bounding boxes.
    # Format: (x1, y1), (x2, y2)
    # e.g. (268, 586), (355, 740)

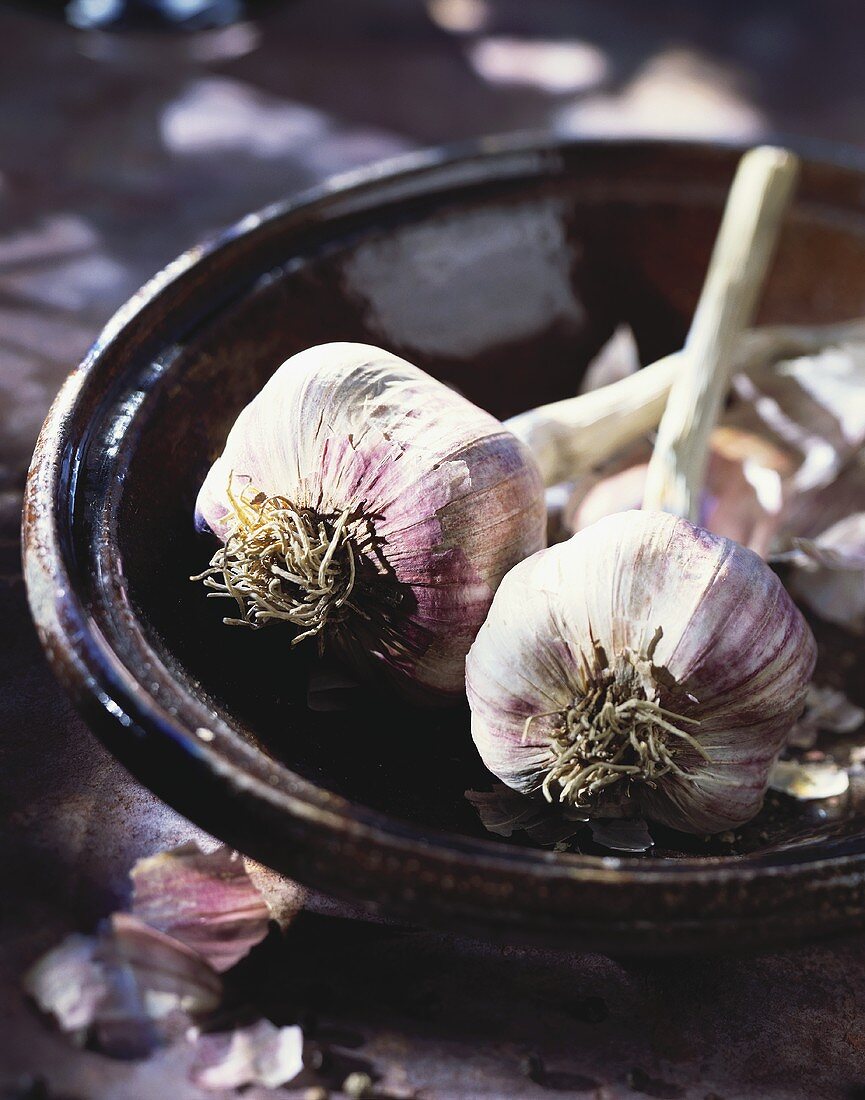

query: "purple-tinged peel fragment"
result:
(130, 843), (270, 973)
(23, 914), (222, 1060)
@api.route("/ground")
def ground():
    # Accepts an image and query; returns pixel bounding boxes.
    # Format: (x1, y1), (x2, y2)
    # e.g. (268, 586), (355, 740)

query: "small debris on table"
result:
(769, 758), (850, 801)
(188, 1018), (304, 1091)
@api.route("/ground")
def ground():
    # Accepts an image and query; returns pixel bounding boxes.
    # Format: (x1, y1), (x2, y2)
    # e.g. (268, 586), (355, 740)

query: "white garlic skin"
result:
(466, 510), (817, 834)
(196, 343), (546, 703)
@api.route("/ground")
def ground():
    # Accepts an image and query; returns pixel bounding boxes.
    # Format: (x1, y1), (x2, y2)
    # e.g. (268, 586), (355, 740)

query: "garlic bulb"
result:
(468, 146), (816, 835)
(194, 342), (545, 702)
(466, 510), (817, 833)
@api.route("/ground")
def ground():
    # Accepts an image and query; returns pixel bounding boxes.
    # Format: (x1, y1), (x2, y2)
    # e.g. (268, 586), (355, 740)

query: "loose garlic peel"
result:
(194, 343), (545, 702)
(466, 510), (816, 833)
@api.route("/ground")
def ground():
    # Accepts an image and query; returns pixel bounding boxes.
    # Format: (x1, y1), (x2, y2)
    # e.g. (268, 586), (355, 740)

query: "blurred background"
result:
(3, 0), (865, 498)
(4, 4), (865, 1097)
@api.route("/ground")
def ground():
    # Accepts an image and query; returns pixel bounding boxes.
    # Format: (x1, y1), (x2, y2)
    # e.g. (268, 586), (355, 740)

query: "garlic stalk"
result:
(468, 147), (817, 833)
(643, 146), (797, 518)
(646, 130), (865, 521)
(505, 353), (678, 491)
(193, 343), (545, 703)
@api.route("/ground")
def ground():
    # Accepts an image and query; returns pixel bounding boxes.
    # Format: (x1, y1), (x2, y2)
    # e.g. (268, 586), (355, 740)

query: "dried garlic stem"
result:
(191, 476), (357, 645)
(506, 354), (677, 489)
(643, 146), (800, 519)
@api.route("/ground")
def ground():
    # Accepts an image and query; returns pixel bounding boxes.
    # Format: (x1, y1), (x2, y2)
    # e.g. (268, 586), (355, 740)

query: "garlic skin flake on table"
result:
(130, 844), (271, 973)
(194, 343), (545, 702)
(466, 510), (817, 834)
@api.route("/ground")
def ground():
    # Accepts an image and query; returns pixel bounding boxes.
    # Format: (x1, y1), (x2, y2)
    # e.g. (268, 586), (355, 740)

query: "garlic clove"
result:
(466, 511), (816, 834)
(194, 342), (545, 702)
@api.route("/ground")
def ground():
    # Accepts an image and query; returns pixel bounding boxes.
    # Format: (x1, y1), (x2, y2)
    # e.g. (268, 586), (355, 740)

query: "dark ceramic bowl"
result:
(24, 137), (865, 952)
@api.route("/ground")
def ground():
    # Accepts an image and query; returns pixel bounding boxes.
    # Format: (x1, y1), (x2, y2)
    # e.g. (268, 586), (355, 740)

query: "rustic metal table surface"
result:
(4, 3), (865, 1098)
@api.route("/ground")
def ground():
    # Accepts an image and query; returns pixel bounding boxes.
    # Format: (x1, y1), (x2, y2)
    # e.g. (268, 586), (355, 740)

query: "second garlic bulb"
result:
(466, 510), (816, 834)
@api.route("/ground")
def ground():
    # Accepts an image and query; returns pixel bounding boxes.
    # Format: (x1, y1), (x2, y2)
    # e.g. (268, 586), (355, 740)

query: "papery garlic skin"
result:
(195, 343), (545, 703)
(556, 340), (865, 561)
(783, 513), (865, 634)
(466, 510), (816, 834)
(565, 428), (788, 558)
(771, 455), (865, 633)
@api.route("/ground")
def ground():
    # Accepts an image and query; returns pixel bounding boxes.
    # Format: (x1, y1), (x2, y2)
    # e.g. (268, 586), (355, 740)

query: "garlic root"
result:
(193, 343), (546, 703)
(191, 478), (357, 645)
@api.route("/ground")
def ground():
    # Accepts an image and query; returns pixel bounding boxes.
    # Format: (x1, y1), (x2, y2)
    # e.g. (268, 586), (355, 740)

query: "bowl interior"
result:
(72, 142), (865, 871)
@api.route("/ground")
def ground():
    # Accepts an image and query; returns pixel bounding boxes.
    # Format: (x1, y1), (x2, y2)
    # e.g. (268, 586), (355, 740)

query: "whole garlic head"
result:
(194, 343), (545, 703)
(466, 510), (816, 834)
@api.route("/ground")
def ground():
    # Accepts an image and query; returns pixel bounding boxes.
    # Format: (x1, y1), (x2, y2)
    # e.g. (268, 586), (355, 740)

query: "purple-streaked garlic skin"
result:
(196, 342), (546, 703)
(130, 844), (270, 973)
(466, 510), (817, 834)
(772, 456), (865, 633)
